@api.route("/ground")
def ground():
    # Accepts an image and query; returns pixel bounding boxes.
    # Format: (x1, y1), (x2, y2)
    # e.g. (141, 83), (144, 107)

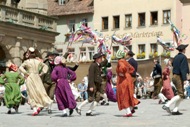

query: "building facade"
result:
(49, 0), (190, 61)
(0, 0), (59, 71)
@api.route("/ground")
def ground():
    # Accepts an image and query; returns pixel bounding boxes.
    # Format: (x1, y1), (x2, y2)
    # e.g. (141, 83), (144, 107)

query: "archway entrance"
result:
(0, 46), (6, 74)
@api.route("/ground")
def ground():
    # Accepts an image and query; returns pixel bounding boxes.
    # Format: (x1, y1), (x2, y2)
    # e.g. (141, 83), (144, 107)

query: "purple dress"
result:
(51, 65), (77, 110)
(106, 70), (117, 102)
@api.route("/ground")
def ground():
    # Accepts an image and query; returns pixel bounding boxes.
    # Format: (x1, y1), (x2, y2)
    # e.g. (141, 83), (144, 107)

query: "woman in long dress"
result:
(51, 56), (77, 117)
(19, 47), (53, 116)
(161, 59), (174, 100)
(0, 63), (24, 114)
(106, 63), (117, 102)
(116, 50), (140, 117)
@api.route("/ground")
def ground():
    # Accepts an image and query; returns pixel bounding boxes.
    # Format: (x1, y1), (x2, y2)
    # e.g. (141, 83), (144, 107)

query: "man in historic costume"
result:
(115, 50), (140, 117)
(152, 59), (163, 99)
(75, 52), (104, 116)
(19, 47), (53, 116)
(126, 51), (138, 97)
(99, 54), (109, 105)
(51, 56), (77, 117)
(163, 44), (189, 115)
(0, 63), (24, 114)
(42, 51), (58, 102)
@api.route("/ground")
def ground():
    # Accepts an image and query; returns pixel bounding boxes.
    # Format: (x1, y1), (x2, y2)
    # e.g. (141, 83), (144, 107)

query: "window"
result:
(88, 47), (95, 60)
(113, 46), (119, 56)
(68, 48), (75, 54)
(58, 0), (65, 5)
(163, 10), (171, 24)
(80, 47), (86, 61)
(102, 17), (108, 30)
(150, 44), (157, 53)
(126, 45), (132, 51)
(150, 11), (158, 25)
(138, 44), (145, 54)
(113, 16), (120, 29)
(68, 20), (75, 32)
(138, 13), (145, 27)
(82, 18), (88, 27)
(125, 14), (132, 28)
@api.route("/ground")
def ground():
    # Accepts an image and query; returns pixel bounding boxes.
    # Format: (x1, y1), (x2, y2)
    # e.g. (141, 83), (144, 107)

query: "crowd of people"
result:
(0, 43), (189, 117)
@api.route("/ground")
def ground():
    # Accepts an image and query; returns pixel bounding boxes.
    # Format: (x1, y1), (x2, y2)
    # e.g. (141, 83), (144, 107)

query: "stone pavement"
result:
(0, 99), (190, 127)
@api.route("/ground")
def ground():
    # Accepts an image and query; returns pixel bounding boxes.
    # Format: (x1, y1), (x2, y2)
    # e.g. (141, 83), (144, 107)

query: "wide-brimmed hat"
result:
(127, 50), (135, 56)
(54, 56), (66, 65)
(106, 63), (112, 70)
(116, 50), (126, 59)
(46, 52), (54, 58)
(176, 44), (188, 51)
(93, 52), (103, 59)
(28, 47), (35, 52)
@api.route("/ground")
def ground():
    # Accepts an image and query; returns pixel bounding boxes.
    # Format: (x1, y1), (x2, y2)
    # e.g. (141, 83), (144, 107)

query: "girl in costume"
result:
(51, 56), (77, 117)
(0, 63), (24, 114)
(19, 47), (53, 116)
(115, 50), (140, 117)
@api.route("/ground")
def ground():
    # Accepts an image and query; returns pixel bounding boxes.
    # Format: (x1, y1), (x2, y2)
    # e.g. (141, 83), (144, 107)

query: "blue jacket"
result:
(128, 57), (138, 77)
(172, 53), (189, 81)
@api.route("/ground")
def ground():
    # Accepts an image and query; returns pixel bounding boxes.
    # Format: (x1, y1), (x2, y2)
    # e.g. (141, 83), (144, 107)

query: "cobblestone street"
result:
(0, 99), (190, 127)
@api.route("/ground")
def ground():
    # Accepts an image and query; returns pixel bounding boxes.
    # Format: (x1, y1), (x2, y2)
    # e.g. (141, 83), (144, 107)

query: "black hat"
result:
(63, 52), (70, 59)
(93, 52), (103, 59)
(52, 50), (59, 56)
(106, 63), (112, 70)
(127, 50), (135, 56)
(176, 44), (189, 51)
(45, 52), (54, 58)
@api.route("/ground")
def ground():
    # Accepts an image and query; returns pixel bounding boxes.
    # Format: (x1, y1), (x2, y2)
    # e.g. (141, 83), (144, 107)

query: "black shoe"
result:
(172, 111), (183, 115)
(104, 103), (109, 106)
(162, 105), (171, 114)
(48, 109), (52, 114)
(69, 109), (74, 116)
(7, 110), (11, 114)
(62, 113), (68, 117)
(75, 107), (81, 115)
(86, 112), (94, 116)
(100, 101), (105, 105)
(134, 106), (138, 110)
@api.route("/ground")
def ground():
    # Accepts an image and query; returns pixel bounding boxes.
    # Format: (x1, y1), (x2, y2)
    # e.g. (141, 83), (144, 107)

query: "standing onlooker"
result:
(115, 50), (140, 117)
(51, 56), (77, 117)
(76, 52), (103, 116)
(0, 63), (24, 114)
(78, 79), (88, 101)
(152, 59), (162, 99)
(19, 47), (53, 116)
(163, 44), (189, 115)
(0, 84), (5, 106)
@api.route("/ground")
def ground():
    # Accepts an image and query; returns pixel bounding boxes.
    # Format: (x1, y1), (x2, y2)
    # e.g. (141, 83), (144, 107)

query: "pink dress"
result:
(162, 67), (174, 100)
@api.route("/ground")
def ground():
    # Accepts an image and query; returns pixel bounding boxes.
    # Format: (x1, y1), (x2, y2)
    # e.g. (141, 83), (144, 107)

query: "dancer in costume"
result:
(105, 63), (117, 102)
(115, 50), (140, 117)
(19, 47), (53, 116)
(51, 56), (77, 117)
(158, 59), (174, 104)
(162, 44), (189, 115)
(152, 59), (163, 99)
(0, 63), (24, 114)
(75, 52), (104, 116)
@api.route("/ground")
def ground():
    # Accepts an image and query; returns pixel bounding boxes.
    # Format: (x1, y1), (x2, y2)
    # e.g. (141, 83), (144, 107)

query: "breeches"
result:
(172, 74), (184, 98)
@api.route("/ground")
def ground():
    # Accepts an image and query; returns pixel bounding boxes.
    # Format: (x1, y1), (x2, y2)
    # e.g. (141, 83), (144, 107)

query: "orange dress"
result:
(116, 59), (140, 110)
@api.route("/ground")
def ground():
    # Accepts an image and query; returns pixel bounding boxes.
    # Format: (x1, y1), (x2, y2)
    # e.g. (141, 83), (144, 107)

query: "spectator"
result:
(78, 79), (88, 101)
(0, 84), (5, 106)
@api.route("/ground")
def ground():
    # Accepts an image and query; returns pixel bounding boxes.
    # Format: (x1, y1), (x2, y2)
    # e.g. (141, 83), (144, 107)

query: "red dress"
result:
(162, 67), (174, 100)
(116, 59), (140, 110)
